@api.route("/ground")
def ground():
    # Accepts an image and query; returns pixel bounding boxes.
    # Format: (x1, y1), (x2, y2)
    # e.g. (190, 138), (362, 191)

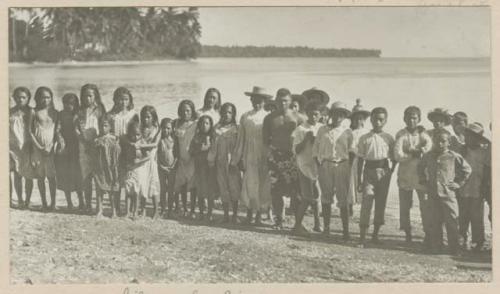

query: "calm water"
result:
(8, 57), (492, 212)
(9, 57), (491, 137)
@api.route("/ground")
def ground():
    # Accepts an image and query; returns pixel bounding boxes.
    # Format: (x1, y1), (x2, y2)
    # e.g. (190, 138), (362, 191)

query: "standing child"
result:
(77, 84), (106, 213)
(394, 106), (433, 246)
(313, 102), (353, 240)
(122, 119), (149, 219)
(198, 88), (221, 123)
(173, 100), (198, 218)
(460, 122), (490, 251)
(9, 87), (34, 208)
(292, 101), (323, 234)
(452, 112), (468, 150)
(190, 115), (217, 221)
(418, 129), (471, 255)
(108, 87), (137, 214)
(158, 118), (177, 218)
(136, 105), (161, 219)
(94, 114), (121, 218)
(208, 103), (241, 223)
(357, 107), (397, 247)
(55, 93), (83, 210)
(347, 99), (371, 215)
(28, 87), (58, 210)
(231, 86), (272, 225)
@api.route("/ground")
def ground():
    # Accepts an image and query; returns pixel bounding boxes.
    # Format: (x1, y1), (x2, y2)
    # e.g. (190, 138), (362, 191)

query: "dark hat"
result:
(330, 101), (352, 117)
(350, 99), (371, 118)
(302, 87), (330, 106)
(465, 122), (490, 143)
(428, 108), (452, 125)
(244, 86), (273, 99)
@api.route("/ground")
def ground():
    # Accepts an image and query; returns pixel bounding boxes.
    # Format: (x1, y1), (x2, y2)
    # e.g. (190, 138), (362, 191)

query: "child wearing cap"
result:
(418, 129), (471, 255)
(357, 107), (396, 247)
(292, 101), (324, 235)
(394, 106), (433, 246)
(460, 122), (490, 251)
(312, 101), (353, 240)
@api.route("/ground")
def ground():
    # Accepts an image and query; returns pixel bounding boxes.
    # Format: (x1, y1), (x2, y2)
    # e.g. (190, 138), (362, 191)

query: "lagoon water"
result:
(9, 57), (491, 137)
(8, 57), (492, 213)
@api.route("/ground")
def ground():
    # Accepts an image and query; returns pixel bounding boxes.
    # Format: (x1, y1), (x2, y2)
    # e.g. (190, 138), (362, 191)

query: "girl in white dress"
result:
(9, 87), (33, 208)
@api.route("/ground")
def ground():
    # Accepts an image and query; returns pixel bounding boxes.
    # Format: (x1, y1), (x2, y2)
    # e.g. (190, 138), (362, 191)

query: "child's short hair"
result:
(160, 117), (173, 129)
(113, 87), (134, 111)
(203, 88), (222, 110)
(432, 128), (451, 141)
(453, 111), (468, 124)
(99, 113), (114, 134)
(404, 106), (421, 120)
(276, 88), (291, 99)
(62, 93), (80, 110)
(13, 86), (31, 102)
(371, 107), (388, 118)
(305, 101), (322, 114)
(177, 99), (198, 121)
(34, 86), (54, 110)
(220, 102), (237, 125)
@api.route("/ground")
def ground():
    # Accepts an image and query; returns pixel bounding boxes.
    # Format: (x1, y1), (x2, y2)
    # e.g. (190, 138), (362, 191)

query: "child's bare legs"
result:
(83, 176), (93, 213)
(180, 186), (188, 217)
(114, 187), (122, 216)
(77, 190), (85, 211)
(207, 198), (214, 222)
(46, 177), (56, 210)
(110, 191), (118, 218)
(96, 189), (104, 218)
(125, 193), (132, 218)
(312, 201), (321, 232)
(25, 178), (33, 209)
(198, 197), (205, 220)
(13, 172), (24, 207)
(152, 195), (160, 220)
(64, 191), (74, 210)
(231, 201), (239, 223)
(189, 189), (197, 219)
(37, 178), (48, 210)
(159, 173), (167, 215)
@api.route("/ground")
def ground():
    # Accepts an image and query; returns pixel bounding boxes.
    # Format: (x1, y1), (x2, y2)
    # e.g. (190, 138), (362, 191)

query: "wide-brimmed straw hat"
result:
(330, 101), (352, 117)
(244, 86), (273, 99)
(302, 87), (330, 106)
(427, 108), (452, 125)
(464, 122), (490, 144)
(350, 98), (371, 118)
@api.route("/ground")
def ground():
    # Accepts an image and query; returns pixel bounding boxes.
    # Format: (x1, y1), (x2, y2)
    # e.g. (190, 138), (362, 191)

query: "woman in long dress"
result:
(231, 86), (272, 225)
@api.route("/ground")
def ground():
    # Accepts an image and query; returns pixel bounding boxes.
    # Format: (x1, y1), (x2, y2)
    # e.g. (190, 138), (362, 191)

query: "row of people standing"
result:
(9, 84), (491, 254)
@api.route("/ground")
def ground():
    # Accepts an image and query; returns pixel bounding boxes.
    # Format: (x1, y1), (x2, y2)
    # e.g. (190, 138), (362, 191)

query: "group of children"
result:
(9, 84), (492, 255)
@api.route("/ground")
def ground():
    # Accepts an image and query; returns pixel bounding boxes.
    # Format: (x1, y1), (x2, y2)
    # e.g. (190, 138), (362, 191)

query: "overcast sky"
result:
(198, 7), (490, 58)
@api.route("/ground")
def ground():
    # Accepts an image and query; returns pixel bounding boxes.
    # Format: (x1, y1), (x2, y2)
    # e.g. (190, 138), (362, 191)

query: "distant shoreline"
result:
(8, 56), (490, 68)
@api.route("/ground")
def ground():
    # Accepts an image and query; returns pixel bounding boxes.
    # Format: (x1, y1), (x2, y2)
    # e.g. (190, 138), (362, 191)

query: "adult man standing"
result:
(263, 88), (305, 229)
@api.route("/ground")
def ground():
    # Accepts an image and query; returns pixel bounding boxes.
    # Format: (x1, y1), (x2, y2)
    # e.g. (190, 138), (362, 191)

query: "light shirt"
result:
(312, 125), (353, 163)
(357, 130), (395, 161)
(394, 128), (432, 190)
(292, 121), (323, 180)
(350, 128), (370, 156)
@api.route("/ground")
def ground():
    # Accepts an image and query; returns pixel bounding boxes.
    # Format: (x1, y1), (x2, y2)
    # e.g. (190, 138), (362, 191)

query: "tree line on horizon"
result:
(200, 45), (381, 58)
(9, 7), (381, 63)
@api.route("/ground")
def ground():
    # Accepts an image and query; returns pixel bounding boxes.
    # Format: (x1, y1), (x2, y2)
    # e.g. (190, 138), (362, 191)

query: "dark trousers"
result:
(458, 197), (485, 244)
(430, 194), (459, 251)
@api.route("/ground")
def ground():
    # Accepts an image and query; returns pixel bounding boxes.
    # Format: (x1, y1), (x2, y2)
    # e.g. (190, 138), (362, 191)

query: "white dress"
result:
(347, 128), (370, 204)
(231, 109), (271, 211)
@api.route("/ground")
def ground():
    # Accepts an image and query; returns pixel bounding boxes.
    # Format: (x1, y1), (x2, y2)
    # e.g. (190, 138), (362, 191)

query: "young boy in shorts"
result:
(357, 107), (396, 247)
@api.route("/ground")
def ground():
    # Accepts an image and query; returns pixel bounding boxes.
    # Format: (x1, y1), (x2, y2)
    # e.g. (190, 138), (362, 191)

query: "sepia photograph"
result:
(5, 3), (493, 285)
